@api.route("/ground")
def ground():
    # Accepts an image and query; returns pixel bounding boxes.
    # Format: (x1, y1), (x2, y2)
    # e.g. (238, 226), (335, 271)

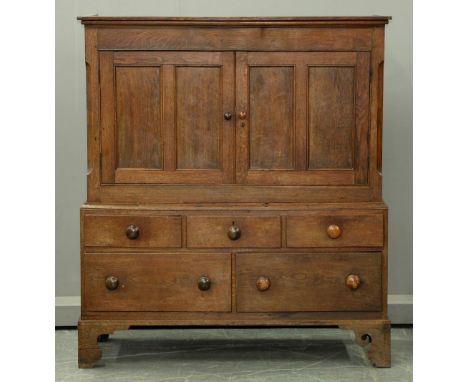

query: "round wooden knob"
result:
(238, 111), (247, 120)
(227, 223), (241, 240)
(327, 224), (341, 239)
(198, 276), (211, 291)
(256, 276), (271, 292)
(105, 276), (119, 291)
(126, 224), (140, 240)
(346, 274), (361, 290)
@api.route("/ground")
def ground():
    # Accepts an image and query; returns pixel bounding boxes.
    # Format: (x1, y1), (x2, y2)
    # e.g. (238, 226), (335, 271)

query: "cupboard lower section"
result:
(79, 204), (389, 368)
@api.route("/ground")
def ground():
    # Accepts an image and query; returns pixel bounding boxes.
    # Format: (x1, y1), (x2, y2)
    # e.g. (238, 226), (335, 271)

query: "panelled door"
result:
(100, 51), (235, 184)
(235, 52), (370, 185)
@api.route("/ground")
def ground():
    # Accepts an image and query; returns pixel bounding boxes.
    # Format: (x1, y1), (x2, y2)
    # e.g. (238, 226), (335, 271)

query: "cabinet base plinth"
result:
(78, 321), (129, 368)
(340, 320), (391, 367)
(77, 319), (390, 368)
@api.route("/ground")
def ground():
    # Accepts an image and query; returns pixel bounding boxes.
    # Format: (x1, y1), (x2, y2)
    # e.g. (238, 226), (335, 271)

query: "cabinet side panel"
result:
(84, 27), (101, 201)
(370, 27), (385, 200)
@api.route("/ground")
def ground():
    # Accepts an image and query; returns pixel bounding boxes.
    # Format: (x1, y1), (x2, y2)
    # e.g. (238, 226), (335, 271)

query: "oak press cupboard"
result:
(77, 16), (392, 368)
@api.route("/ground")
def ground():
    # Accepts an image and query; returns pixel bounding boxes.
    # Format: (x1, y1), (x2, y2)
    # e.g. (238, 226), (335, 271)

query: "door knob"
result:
(198, 276), (211, 291)
(126, 224), (140, 240)
(256, 276), (271, 291)
(327, 224), (341, 239)
(105, 276), (119, 291)
(346, 274), (361, 290)
(238, 111), (247, 120)
(224, 112), (232, 120)
(228, 222), (241, 240)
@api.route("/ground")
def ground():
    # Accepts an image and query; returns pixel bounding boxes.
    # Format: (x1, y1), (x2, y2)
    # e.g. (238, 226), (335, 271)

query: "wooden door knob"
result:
(228, 222), (241, 240)
(327, 224), (341, 239)
(198, 276), (211, 291)
(105, 276), (119, 291)
(126, 224), (140, 240)
(238, 111), (247, 120)
(256, 276), (271, 291)
(346, 274), (361, 290)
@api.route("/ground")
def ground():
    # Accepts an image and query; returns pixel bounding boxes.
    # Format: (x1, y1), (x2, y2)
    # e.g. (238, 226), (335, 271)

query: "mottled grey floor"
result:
(56, 327), (412, 381)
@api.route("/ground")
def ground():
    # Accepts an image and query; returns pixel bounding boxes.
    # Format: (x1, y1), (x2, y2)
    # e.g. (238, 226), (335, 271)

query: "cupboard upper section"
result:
(100, 50), (370, 186)
(80, 17), (389, 203)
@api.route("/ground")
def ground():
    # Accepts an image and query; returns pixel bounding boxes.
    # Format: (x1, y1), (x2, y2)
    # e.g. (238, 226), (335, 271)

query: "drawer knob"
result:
(198, 276), (211, 291)
(224, 112), (232, 120)
(346, 274), (361, 290)
(126, 224), (140, 240)
(227, 222), (241, 240)
(256, 276), (271, 292)
(238, 111), (247, 120)
(105, 276), (119, 291)
(327, 224), (341, 239)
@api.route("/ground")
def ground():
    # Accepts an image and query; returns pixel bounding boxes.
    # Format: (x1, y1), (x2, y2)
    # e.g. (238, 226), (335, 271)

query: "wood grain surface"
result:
(287, 213), (384, 248)
(83, 253), (231, 312)
(84, 215), (182, 248)
(187, 216), (281, 248)
(236, 252), (382, 312)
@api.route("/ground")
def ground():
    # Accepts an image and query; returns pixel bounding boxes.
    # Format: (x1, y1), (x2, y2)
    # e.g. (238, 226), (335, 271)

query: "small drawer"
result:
(236, 252), (382, 312)
(83, 253), (231, 312)
(186, 216), (281, 248)
(83, 214), (182, 248)
(286, 213), (383, 248)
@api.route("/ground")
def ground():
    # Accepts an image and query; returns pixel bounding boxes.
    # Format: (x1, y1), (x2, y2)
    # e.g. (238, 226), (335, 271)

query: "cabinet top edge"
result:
(77, 16), (391, 27)
(81, 202), (389, 211)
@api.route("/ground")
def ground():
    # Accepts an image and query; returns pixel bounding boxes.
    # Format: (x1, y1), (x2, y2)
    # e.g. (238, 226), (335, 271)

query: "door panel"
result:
(100, 51), (234, 184)
(249, 67), (295, 170)
(176, 66), (221, 170)
(236, 52), (370, 186)
(115, 67), (163, 169)
(308, 66), (354, 169)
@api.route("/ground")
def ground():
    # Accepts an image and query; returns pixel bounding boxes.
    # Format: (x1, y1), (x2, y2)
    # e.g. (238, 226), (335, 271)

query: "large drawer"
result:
(286, 213), (384, 248)
(83, 214), (182, 248)
(83, 253), (231, 312)
(236, 252), (382, 312)
(187, 216), (281, 248)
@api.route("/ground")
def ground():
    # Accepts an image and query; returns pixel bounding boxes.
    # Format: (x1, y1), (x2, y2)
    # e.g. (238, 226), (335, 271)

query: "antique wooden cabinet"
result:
(78, 16), (391, 368)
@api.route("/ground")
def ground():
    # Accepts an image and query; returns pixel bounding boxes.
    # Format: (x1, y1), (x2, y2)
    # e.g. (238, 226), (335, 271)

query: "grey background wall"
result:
(56, 0), (412, 324)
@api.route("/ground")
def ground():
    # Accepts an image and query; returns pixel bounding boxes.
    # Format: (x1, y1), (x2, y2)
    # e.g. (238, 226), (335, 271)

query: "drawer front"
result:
(84, 215), (182, 248)
(83, 253), (231, 312)
(286, 213), (383, 248)
(187, 216), (281, 248)
(236, 252), (382, 312)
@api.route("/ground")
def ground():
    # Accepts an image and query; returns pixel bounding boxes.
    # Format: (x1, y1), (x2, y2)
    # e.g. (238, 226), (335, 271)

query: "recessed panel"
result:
(176, 66), (221, 170)
(116, 67), (162, 169)
(249, 66), (295, 170)
(308, 66), (354, 169)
